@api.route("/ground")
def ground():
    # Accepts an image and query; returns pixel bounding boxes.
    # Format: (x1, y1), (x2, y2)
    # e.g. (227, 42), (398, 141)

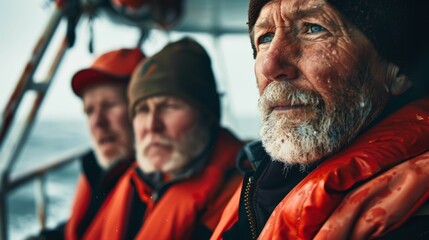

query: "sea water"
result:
(7, 120), (90, 240)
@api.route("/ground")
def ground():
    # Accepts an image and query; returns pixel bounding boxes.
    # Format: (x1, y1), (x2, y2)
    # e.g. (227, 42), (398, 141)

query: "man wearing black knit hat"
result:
(89, 37), (244, 240)
(212, 0), (429, 239)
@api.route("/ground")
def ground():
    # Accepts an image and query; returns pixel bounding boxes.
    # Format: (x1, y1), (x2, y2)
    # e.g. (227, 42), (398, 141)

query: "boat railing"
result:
(0, 146), (90, 240)
(0, 1), (83, 239)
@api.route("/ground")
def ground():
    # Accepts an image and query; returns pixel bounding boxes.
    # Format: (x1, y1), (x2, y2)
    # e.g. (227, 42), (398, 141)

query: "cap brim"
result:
(71, 69), (129, 97)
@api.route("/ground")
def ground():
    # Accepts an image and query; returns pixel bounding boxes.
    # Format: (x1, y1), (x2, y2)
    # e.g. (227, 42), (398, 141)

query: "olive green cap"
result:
(129, 37), (220, 123)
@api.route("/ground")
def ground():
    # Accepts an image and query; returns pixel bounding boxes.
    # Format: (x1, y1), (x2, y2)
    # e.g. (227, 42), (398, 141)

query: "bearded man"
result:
(212, 0), (429, 239)
(87, 37), (243, 240)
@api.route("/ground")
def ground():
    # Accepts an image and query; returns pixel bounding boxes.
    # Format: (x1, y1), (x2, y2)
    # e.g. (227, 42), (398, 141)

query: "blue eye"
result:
(259, 33), (274, 44)
(308, 24), (325, 33)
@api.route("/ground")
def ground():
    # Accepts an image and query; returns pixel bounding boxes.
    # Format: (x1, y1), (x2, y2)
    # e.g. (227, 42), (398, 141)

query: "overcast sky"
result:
(0, 0), (260, 139)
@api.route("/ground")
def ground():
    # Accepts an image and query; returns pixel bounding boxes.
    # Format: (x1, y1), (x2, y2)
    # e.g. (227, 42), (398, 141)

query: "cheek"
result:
(119, 115), (132, 133)
(132, 117), (144, 140)
(112, 111), (132, 132)
(254, 57), (268, 95)
(165, 112), (197, 140)
(87, 116), (98, 133)
(301, 43), (361, 98)
(301, 48), (338, 93)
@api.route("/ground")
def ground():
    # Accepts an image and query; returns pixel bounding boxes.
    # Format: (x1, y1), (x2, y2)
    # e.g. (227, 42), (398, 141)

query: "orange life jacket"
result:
(314, 151), (429, 239)
(64, 175), (91, 240)
(211, 96), (429, 240)
(91, 128), (243, 240)
(64, 157), (133, 240)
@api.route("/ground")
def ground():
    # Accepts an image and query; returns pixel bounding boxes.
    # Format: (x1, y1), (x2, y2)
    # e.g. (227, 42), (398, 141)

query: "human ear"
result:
(386, 63), (412, 96)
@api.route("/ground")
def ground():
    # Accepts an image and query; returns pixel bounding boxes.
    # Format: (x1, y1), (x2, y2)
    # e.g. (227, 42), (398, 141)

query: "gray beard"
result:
(136, 119), (211, 175)
(258, 77), (380, 167)
(162, 120), (211, 174)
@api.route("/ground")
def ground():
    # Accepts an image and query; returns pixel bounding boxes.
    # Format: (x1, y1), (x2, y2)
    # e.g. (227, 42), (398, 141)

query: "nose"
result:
(92, 108), (108, 129)
(258, 36), (299, 84)
(145, 110), (163, 133)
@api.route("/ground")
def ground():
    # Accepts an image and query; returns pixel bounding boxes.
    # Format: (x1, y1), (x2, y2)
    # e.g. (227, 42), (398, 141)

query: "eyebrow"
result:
(254, 17), (272, 29)
(136, 96), (172, 108)
(293, 5), (324, 19)
(254, 4), (324, 29)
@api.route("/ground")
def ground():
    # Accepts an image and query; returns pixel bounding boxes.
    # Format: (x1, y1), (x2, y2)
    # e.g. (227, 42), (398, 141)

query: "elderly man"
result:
(212, 0), (429, 239)
(89, 37), (243, 240)
(35, 48), (144, 240)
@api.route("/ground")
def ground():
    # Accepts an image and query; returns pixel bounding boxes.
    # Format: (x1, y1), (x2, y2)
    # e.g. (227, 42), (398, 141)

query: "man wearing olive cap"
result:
(212, 0), (429, 239)
(90, 37), (244, 240)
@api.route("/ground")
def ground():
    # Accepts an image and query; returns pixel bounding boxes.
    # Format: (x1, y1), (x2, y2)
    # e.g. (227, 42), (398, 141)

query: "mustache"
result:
(258, 81), (322, 112)
(138, 135), (175, 150)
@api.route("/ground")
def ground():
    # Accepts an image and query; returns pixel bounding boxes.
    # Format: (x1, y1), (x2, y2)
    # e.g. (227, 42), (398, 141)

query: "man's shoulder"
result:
(237, 140), (270, 172)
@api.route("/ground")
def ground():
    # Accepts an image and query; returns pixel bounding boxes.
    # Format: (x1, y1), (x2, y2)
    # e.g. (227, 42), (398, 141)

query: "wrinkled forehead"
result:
(255, 0), (338, 25)
(277, 0), (327, 12)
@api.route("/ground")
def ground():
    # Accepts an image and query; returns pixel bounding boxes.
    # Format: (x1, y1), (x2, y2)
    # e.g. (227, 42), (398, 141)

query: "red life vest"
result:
(65, 158), (132, 240)
(64, 175), (91, 240)
(314, 151), (429, 239)
(90, 128), (243, 240)
(212, 96), (429, 240)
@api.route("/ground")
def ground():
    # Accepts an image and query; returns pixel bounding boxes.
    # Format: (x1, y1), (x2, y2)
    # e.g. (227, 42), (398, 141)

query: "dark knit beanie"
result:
(128, 37), (221, 122)
(248, 0), (429, 75)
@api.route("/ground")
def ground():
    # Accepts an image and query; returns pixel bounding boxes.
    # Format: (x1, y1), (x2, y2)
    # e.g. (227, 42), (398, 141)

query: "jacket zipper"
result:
(244, 176), (258, 240)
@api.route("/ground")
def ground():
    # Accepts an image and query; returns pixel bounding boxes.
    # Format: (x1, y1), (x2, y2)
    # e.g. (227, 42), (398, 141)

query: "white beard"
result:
(258, 80), (376, 167)
(136, 121), (210, 175)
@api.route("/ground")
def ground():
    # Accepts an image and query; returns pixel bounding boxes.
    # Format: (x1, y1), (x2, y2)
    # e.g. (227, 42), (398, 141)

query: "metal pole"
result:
(0, 173), (8, 240)
(35, 177), (47, 230)
(0, 36), (70, 240)
(0, 8), (64, 148)
(3, 37), (70, 174)
(0, 6), (70, 240)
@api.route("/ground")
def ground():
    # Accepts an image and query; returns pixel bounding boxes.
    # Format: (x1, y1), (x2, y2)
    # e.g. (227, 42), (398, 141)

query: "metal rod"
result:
(35, 177), (47, 230)
(0, 7), (67, 239)
(0, 146), (89, 240)
(0, 8), (64, 148)
(8, 146), (89, 191)
(0, 174), (8, 240)
(1, 36), (70, 178)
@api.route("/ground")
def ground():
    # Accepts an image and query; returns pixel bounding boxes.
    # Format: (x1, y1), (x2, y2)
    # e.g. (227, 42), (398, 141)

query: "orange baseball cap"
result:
(71, 48), (145, 97)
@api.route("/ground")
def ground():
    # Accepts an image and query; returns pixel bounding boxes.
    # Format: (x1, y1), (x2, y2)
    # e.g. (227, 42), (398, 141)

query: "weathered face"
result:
(132, 96), (209, 174)
(253, 0), (391, 166)
(83, 83), (134, 169)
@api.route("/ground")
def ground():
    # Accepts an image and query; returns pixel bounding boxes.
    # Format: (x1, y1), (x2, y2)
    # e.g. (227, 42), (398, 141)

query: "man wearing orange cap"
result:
(35, 48), (145, 240)
(87, 37), (244, 240)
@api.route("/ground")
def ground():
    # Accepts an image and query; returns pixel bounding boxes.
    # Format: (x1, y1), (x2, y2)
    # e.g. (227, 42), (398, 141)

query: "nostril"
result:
(275, 74), (290, 82)
(272, 65), (298, 82)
